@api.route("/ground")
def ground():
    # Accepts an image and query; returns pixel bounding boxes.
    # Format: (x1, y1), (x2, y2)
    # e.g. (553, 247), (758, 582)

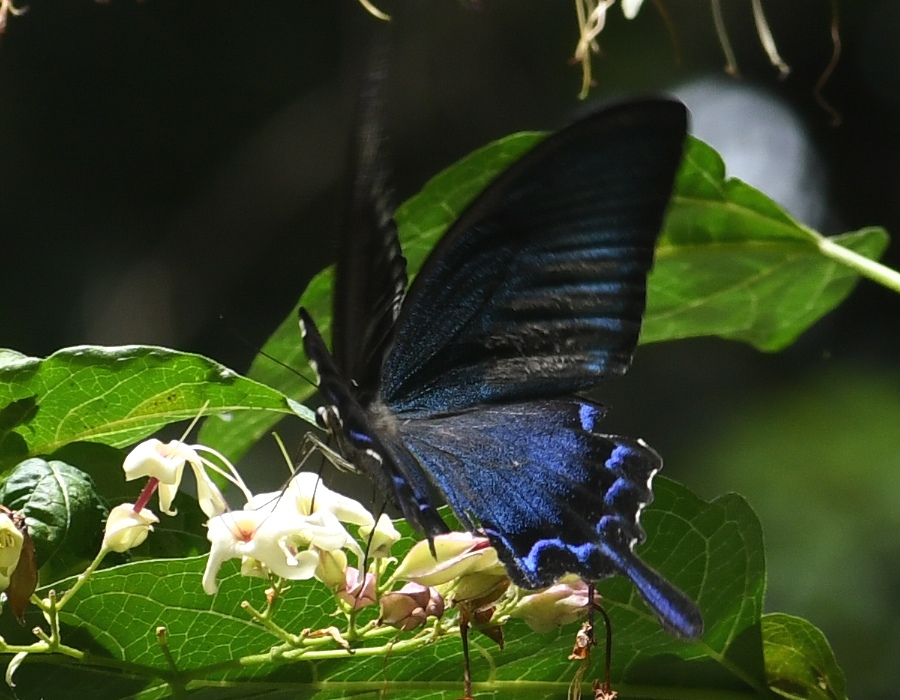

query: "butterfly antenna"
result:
(218, 313), (318, 391)
(309, 461), (326, 513)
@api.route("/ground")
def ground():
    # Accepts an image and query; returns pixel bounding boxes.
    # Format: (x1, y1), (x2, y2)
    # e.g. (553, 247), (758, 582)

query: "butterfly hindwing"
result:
(381, 101), (687, 415)
(398, 399), (702, 638)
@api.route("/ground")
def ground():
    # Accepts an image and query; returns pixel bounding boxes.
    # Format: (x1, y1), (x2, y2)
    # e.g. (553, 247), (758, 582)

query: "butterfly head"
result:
(315, 404), (342, 432)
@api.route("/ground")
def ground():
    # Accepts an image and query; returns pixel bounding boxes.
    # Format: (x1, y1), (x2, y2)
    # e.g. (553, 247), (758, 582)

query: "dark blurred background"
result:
(1, 1), (898, 697)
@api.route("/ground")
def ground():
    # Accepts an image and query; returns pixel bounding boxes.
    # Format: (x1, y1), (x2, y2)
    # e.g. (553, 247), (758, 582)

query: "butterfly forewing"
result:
(380, 101), (687, 415)
(331, 55), (408, 402)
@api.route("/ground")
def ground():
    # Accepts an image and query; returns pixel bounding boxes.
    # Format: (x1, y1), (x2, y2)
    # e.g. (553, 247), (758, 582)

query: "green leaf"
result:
(200, 131), (889, 461)
(0, 395), (37, 466)
(644, 138), (890, 350)
(0, 458), (109, 581)
(762, 614), (848, 700)
(0, 345), (310, 471)
(0, 478), (788, 699)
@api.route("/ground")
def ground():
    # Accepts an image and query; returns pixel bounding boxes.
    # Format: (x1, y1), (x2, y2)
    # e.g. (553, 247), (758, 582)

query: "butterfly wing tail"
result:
(599, 532), (704, 639)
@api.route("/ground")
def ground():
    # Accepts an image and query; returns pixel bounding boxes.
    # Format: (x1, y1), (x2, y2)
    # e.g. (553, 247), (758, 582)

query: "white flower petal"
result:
(289, 472), (375, 526)
(122, 439), (186, 484)
(188, 460), (228, 518)
(157, 482), (180, 516)
(266, 547), (320, 580)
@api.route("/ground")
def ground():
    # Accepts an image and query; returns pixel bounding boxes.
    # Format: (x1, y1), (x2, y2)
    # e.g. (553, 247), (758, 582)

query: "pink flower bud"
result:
(337, 567), (377, 610)
(379, 583), (445, 631)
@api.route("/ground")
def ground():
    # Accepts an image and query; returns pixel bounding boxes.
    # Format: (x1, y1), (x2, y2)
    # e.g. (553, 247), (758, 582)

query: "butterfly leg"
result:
(589, 589), (615, 698)
(293, 429), (359, 475)
(458, 604), (474, 700)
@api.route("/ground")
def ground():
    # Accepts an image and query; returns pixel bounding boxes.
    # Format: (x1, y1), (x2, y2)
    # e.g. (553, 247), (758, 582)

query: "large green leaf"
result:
(646, 138), (889, 350)
(0, 345), (311, 472)
(0, 479), (781, 699)
(200, 131), (889, 462)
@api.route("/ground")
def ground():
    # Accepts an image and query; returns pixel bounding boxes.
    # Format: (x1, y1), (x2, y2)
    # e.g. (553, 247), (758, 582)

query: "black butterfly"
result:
(300, 84), (702, 639)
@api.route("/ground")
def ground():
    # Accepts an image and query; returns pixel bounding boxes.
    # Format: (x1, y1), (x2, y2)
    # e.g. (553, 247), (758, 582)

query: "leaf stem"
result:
(817, 236), (900, 294)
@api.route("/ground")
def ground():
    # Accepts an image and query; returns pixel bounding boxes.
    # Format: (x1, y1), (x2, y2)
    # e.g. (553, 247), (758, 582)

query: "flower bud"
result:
(336, 567), (377, 610)
(358, 513), (401, 559)
(509, 576), (597, 633)
(394, 532), (502, 586)
(379, 583), (445, 631)
(314, 548), (348, 589)
(102, 503), (159, 553)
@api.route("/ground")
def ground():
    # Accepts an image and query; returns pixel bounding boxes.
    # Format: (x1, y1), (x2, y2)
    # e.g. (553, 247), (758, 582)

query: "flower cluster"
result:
(202, 474), (398, 596)
(104, 437), (601, 647)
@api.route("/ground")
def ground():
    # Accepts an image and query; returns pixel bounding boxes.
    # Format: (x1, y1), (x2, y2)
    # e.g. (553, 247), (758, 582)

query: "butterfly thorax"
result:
(301, 306), (450, 538)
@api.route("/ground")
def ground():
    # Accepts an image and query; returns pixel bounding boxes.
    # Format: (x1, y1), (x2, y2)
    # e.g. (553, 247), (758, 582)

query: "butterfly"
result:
(299, 81), (703, 639)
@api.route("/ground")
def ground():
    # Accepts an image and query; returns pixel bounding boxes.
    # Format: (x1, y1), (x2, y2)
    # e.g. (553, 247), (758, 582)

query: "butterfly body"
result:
(301, 98), (703, 639)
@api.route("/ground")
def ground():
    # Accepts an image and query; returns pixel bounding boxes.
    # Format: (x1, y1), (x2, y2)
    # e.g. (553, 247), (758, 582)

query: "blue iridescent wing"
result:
(380, 101), (687, 415)
(398, 399), (703, 638)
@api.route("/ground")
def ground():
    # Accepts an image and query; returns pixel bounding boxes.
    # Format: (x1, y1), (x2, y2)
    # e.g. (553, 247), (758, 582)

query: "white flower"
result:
(123, 439), (231, 518)
(202, 505), (360, 595)
(287, 472), (375, 526)
(0, 513), (24, 591)
(102, 504), (159, 553)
